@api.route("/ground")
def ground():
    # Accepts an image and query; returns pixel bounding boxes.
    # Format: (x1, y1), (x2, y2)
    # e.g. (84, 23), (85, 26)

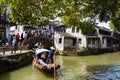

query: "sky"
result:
(96, 20), (111, 29)
(54, 17), (111, 30)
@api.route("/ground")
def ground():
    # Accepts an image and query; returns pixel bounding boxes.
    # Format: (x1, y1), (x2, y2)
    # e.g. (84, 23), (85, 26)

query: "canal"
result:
(1, 52), (120, 80)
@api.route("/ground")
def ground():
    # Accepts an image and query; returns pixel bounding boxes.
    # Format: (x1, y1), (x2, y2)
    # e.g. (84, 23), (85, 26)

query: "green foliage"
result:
(0, 0), (56, 25)
(76, 47), (97, 56)
(62, 51), (68, 56)
(88, 48), (97, 55)
(80, 21), (96, 34)
(0, 0), (120, 31)
(80, 0), (120, 31)
(76, 47), (89, 56)
(76, 50), (81, 56)
(110, 15), (120, 31)
(64, 47), (76, 51)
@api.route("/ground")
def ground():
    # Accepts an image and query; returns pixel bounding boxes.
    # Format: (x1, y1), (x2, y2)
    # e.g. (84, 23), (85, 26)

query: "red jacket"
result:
(16, 34), (20, 40)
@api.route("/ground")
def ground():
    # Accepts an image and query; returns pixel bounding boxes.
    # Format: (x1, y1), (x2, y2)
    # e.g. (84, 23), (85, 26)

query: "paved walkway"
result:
(0, 50), (33, 56)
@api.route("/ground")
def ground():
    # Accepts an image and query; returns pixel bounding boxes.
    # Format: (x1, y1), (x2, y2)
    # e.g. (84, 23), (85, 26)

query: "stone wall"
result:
(0, 51), (33, 73)
(0, 46), (28, 52)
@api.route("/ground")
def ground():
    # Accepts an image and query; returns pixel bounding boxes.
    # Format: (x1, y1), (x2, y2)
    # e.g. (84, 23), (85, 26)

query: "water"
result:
(0, 63), (53, 80)
(1, 52), (120, 80)
(56, 52), (120, 80)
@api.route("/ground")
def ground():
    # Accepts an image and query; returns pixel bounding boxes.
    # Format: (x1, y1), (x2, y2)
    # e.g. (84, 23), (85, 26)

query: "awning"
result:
(35, 48), (49, 56)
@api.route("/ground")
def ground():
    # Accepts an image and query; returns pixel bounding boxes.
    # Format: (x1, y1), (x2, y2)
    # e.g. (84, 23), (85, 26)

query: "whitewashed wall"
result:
(66, 27), (82, 34)
(54, 32), (64, 51)
(66, 27), (87, 48)
(87, 39), (99, 48)
(77, 35), (87, 48)
(101, 38), (107, 48)
(64, 38), (73, 48)
(16, 25), (24, 35)
(10, 25), (24, 36)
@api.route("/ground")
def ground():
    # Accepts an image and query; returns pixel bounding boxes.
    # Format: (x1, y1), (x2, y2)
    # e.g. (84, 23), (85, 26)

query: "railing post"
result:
(20, 46), (22, 54)
(3, 47), (6, 55)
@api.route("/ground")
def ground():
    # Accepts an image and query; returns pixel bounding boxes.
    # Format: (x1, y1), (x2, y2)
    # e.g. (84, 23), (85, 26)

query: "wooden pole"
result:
(54, 53), (56, 80)
(20, 45), (22, 54)
(3, 47), (6, 55)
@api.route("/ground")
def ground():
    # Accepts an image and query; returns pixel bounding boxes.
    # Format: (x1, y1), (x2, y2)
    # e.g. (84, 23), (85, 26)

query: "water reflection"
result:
(56, 52), (120, 80)
(0, 64), (54, 80)
(86, 64), (120, 80)
(1, 52), (120, 80)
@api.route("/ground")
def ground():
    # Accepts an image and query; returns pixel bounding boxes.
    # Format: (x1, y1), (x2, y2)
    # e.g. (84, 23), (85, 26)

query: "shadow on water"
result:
(0, 63), (54, 80)
(85, 64), (120, 80)
(31, 61), (54, 78)
(34, 67), (54, 78)
(0, 63), (32, 80)
(62, 64), (120, 80)
(87, 65), (112, 74)
(56, 52), (120, 80)
(0, 72), (10, 80)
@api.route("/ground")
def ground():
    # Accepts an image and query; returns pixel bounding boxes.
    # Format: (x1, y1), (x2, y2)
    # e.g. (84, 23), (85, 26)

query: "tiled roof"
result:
(56, 32), (75, 38)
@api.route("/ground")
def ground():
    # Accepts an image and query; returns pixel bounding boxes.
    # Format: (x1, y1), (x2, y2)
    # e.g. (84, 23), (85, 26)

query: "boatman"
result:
(46, 46), (55, 64)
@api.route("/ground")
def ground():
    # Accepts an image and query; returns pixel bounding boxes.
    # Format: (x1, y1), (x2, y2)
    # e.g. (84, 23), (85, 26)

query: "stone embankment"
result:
(0, 50), (33, 73)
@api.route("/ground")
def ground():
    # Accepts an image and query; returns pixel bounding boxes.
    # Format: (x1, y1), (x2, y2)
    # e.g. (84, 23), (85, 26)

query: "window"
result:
(102, 38), (104, 44)
(76, 27), (79, 33)
(87, 38), (91, 44)
(78, 39), (81, 44)
(59, 38), (62, 44)
(92, 38), (95, 44)
(72, 27), (75, 33)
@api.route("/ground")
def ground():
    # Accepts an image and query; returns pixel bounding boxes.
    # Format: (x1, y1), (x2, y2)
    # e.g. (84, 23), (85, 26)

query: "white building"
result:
(10, 25), (23, 35)
(54, 26), (120, 51)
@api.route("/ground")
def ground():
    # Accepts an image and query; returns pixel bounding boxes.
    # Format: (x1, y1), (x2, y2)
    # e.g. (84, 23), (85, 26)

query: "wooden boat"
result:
(33, 48), (59, 74)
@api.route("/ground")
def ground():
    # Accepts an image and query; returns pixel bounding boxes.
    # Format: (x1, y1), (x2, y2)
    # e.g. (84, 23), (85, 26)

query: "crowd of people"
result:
(0, 26), (54, 54)
(8, 32), (27, 54)
(5, 29), (39, 47)
(6, 32), (26, 47)
(2, 26), (54, 47)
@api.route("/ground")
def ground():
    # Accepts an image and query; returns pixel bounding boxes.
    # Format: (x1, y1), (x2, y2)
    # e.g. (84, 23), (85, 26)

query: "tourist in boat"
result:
(38, 59), (52, 69)
(40, 52), (48, 63)
(34, 48), (60, 73)
(38, 52), (54, 69)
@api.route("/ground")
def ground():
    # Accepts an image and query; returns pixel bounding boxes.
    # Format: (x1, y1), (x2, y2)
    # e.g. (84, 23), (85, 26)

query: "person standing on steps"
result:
(11, 37), (18, 54)
(20, 32), (24, 44)
(16, 33), (20, 44)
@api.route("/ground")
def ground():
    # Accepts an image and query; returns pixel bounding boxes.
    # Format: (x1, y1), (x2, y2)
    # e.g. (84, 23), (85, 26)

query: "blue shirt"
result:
(48, 50), (54, 58)
(46, 50), (54, 64)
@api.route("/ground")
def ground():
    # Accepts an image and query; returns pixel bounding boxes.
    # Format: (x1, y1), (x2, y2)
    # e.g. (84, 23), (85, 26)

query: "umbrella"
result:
(35, 48), (49, 56)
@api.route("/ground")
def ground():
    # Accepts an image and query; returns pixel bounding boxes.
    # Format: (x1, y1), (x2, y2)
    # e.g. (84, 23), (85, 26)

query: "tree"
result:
(0, 0), (52, 25)
(0, 0), (120, 31)
(78, 0), (120, 31)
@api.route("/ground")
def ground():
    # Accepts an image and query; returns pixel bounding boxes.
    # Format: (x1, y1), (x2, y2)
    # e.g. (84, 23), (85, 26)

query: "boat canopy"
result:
(35, 48), (49, 56)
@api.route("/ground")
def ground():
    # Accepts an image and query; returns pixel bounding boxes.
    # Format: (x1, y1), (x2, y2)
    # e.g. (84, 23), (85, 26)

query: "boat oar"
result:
(54, 53), (56, 80)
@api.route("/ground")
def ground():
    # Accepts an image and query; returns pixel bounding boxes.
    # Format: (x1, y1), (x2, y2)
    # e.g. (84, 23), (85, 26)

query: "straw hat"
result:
(50, 46), (55, 50)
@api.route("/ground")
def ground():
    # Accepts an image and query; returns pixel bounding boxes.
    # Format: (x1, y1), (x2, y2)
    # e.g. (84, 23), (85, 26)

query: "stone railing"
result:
(0, 51), (33, 73)
(0, 46), (28, 55)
